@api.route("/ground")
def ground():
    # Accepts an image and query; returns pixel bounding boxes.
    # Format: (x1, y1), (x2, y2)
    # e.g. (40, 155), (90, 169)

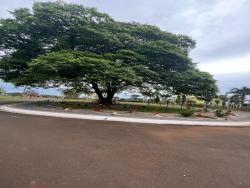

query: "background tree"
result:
(192, 72), (218, 111)
(160, 93), (172, 110)
(219, 95), (228, 109)
(214, 98), (220, 108)
(180, 95), (187, 110)
(63, 88), (81, 99)
(140, 87), (155, 106)
(227, 87), (250, 107)
(169, 70), (218, 110)
(0, 87), (5, 95)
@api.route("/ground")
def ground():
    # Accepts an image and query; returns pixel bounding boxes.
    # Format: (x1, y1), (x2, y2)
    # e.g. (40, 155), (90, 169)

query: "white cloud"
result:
(198, 54), (250, 75)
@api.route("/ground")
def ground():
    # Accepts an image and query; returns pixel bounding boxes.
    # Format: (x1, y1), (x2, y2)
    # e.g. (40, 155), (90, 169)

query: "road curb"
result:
(1, 104), (250, 127)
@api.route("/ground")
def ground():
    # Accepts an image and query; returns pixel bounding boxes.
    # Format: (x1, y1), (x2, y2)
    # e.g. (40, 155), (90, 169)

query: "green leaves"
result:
(0, 1), (217, 104)
(27, 50), (148, 91)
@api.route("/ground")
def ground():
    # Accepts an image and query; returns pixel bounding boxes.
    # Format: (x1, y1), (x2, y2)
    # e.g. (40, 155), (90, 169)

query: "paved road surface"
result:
(0, 110), (250, 188)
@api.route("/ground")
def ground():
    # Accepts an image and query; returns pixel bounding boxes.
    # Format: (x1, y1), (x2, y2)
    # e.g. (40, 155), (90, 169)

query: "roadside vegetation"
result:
(38, 100), (187, 114)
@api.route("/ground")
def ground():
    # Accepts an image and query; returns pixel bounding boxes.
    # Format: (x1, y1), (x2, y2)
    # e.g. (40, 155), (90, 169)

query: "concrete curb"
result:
(0, 104), (250, 127)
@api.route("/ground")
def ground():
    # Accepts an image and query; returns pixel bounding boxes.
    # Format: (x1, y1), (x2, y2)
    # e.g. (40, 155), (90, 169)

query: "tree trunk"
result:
(203, 101), (208, 112)
(99, 98), (113, 105)
(147, 98), (150, 107)
(181, 95), (186, 110)
(166, 102), (169, 111)
(92, 83), (104, 101)
(92, 83), (117, 105)
(100, 91), (116, 105)
(241, 94), (245, 108)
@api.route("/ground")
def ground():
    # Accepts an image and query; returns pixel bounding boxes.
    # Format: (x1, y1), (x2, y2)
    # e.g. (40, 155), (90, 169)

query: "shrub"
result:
(179, 109), (194, 117)
(215, 109), (225, 117)
(225, 110), (232, 116)
(203, 108), (210, 113)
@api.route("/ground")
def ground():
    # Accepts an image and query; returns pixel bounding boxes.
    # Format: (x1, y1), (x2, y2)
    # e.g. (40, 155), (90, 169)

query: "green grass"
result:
(2, 95), (249, 113)
(0, 95), (24, 101)
(38, 100), (198, 114)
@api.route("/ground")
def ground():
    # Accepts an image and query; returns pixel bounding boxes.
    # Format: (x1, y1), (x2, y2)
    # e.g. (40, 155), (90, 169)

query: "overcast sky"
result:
(0, 0), (250, 93)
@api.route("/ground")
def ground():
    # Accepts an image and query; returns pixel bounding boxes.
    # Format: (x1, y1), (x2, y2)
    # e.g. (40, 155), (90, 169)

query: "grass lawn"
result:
(0, 95), (25, 101)
(38, 99), (198, 114)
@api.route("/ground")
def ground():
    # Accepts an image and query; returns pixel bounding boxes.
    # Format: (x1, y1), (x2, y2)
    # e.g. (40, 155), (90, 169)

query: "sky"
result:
(0, 0), (250, 94)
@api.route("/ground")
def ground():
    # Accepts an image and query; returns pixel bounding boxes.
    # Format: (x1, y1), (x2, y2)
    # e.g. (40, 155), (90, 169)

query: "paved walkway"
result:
(0, 103), (250, 126)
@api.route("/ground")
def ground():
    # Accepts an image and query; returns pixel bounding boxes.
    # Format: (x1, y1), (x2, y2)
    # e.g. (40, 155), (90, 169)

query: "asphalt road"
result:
(0, 110), (250, 188)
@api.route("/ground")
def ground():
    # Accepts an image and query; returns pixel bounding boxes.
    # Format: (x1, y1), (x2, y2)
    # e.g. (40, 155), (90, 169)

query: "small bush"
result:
(225, 110), (232, 116)
(203, 108), (210, 113)
(179, 109), (194, 117)
(215, 109), (225, 117)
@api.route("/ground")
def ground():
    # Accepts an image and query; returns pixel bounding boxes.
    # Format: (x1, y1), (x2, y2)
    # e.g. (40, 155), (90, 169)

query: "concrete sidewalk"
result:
(0, 103), (250, 127)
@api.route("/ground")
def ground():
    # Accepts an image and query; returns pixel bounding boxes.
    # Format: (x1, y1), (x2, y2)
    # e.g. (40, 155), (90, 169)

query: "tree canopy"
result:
(227, 87), (250, 106)
(0, 1), (217, 104)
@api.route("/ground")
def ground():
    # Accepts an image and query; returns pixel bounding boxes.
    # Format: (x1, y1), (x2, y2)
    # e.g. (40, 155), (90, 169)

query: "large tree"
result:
(0, 1), (217, 104)
(27, 50), (153, 104)
(165, 70), (218, 110)
(227, 87), (250, 107)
